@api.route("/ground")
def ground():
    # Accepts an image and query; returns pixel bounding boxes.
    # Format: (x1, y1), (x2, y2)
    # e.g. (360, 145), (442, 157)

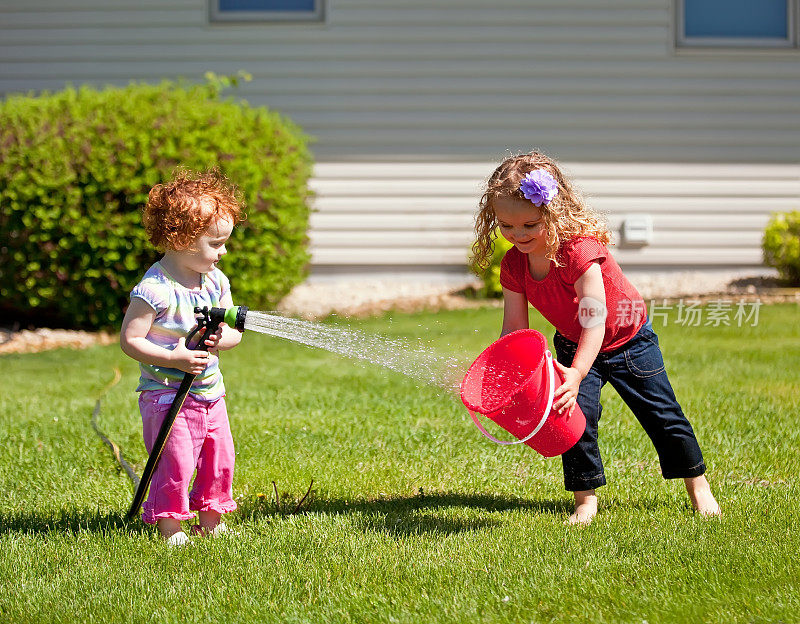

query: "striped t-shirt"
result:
(130, 261), (230, 401)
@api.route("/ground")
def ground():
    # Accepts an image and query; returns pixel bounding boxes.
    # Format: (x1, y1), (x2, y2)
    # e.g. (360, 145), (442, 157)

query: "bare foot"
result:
(685, 476), (721, 517)
(567, 490), (598, 525)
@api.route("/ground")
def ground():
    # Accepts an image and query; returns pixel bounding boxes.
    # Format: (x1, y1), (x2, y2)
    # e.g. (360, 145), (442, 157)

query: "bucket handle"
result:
(468, 350), (556, 445)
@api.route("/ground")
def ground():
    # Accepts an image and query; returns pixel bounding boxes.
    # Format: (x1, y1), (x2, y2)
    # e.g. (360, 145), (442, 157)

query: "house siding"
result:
(1, 1), (798, 270)
(309, 161), (799, 269)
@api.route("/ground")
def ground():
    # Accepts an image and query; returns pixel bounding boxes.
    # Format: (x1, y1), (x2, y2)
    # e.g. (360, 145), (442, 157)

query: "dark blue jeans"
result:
(553, 322), (706, 492)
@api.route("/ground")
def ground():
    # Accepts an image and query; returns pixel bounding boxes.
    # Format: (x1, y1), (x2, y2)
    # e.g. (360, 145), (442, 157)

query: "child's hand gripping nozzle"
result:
(126, 305), (248, 521)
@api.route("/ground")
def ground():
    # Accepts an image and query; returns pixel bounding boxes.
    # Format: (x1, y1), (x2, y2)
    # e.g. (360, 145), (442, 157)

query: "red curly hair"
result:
(143, 168), (245, 251)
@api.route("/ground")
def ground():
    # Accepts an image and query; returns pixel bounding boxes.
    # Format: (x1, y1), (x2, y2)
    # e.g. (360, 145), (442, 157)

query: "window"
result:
(210, 0), (325, 22)
(677, 0), (798, 48)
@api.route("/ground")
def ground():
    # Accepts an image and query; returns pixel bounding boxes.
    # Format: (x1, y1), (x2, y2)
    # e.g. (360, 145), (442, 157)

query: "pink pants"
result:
(139, 390), (237, 525)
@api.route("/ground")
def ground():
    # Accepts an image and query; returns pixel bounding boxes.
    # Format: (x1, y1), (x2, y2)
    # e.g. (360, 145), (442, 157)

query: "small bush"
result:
(0, 75), (313, 329)
(763, 211), (800, 285)
(471, 229), (513, 297)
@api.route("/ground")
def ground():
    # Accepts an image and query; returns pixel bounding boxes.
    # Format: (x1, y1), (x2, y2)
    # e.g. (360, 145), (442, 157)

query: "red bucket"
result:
(460, 329), (586, 457)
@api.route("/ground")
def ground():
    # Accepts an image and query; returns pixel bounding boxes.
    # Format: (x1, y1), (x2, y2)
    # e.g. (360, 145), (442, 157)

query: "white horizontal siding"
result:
(308, 161), (799, 269)
(309, 247), (766, 267)
(310, 230), (765, 248)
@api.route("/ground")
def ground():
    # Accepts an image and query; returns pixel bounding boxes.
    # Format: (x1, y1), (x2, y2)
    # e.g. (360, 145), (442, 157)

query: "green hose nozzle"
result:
(207, 305), (248, 332)
(192, 305), (249, 338)
(223, 305), (248, 332)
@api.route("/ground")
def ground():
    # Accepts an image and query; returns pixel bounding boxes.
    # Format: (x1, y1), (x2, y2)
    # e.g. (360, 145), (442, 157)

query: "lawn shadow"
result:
(236, 490), (573, 537)
(0, 494), (669, 538)
(0, 508), (148, 536)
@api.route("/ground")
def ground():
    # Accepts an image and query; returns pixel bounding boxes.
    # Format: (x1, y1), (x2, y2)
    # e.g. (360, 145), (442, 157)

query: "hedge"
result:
(471, 229), (513, 298)
(0, 75), (313, 329)
(763, 211), (800, 285)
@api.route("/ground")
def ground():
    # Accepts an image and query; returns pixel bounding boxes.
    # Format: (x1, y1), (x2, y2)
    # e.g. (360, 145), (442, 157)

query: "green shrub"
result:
(0, 75), (313, 329)
(763, 211), (800, 285)
(472, 229), (513, 297)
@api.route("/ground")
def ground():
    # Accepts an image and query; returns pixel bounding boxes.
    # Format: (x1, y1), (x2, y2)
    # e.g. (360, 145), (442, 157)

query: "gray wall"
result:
(2, 1), (798, 270)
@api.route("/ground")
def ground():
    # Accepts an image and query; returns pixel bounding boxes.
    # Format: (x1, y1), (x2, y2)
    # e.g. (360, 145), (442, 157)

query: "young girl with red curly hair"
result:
(120, 169), (245, 545)
(473, 152), (719, 525)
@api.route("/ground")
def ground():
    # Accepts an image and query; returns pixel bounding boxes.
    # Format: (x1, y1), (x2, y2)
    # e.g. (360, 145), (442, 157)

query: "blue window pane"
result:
(684, 0), (788, 39)
(219, 0), (315, 11)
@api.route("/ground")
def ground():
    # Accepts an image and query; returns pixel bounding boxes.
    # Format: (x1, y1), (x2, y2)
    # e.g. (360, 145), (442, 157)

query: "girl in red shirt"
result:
(472, 152), (720, 525)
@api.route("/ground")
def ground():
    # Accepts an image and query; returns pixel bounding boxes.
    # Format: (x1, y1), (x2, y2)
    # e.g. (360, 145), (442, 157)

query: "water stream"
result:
(243, 311), (466, 391)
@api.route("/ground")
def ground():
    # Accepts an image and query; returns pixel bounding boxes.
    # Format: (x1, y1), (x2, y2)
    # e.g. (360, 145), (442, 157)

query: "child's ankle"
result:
(198, 510), (222, 530)
(568, 489), (597, 525)
(157, 518), (183, 539)
(684, 476), (721, 516)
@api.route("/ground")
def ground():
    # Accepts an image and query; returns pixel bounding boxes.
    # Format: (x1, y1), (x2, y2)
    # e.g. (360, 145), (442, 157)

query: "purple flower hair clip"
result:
(519, 170), (559, 207)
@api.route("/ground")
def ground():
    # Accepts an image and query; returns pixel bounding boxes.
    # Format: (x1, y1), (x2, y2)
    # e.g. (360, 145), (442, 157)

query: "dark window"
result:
(211, 0), (324, 22)
(678, 0), (796, 47)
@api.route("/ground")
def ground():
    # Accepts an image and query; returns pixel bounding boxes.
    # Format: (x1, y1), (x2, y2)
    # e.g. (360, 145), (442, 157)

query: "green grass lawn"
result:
(1, 303), (798, 623)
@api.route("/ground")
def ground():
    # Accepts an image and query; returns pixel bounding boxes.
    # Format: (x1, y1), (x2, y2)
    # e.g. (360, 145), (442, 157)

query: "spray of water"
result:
(243, 311), (466, 391)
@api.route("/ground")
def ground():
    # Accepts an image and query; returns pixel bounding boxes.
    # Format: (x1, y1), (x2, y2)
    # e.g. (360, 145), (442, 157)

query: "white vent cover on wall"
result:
(621, 214), (654, 246)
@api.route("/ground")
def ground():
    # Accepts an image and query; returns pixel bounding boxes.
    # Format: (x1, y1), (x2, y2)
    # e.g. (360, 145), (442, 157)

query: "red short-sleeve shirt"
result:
(500, 236), (646, 352)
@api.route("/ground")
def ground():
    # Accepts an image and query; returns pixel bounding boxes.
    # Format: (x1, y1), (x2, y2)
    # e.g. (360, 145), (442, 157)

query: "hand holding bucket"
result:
(460, 329), (586, 457)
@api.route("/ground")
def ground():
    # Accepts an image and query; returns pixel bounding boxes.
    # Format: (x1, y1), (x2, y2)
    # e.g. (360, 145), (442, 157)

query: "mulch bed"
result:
(0, 327), (117, 355)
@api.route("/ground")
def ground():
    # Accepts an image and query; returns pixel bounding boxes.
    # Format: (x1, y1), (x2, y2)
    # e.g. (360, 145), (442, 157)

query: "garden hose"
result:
(91, 367), (141, 488)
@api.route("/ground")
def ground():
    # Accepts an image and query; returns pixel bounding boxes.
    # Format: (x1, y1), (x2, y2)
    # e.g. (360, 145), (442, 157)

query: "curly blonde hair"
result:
(471, 152), (611, 271)
(143, 168), (245, 251)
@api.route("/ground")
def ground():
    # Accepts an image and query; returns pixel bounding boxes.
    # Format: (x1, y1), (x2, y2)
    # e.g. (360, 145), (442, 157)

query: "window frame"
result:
(675, 0), (798, 49)
(209, 0), (326, 23)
